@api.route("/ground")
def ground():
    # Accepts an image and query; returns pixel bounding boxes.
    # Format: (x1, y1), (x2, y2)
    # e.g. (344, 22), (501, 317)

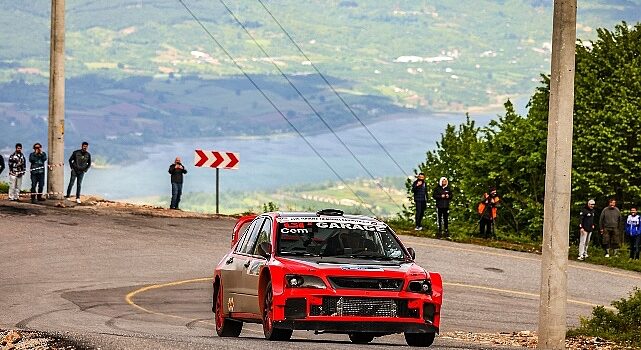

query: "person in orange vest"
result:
(478, 187), (500, 238)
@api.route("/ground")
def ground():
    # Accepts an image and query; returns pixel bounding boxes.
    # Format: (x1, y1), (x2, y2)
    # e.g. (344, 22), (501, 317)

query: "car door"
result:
(240, 216), (273, 315)
(232, 216), (266, 314)
(221, 217), (263, 315)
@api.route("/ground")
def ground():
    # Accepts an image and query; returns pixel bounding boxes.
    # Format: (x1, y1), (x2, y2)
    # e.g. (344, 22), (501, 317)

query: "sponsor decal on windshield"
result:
(278, 216), (387, 230)
(278, 220), (386, 233)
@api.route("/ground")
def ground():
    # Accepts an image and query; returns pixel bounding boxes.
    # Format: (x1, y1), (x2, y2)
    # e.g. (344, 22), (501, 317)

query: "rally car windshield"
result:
(276, 219), (407, 261)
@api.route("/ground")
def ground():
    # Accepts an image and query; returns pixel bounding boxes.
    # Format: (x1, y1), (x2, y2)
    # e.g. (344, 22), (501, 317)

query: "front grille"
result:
(328, 277), (404, 291)
(310, 297), (415, 318)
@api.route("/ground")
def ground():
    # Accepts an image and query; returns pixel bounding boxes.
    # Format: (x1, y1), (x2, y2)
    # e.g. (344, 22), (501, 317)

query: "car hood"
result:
(275, 256), (428, 279)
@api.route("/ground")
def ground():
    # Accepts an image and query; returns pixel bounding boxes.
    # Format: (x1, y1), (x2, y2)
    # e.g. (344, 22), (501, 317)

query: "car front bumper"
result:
(272, 288), (440, 334)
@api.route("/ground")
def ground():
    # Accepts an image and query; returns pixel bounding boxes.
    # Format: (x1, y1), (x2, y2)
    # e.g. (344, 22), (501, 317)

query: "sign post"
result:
(194, 149), (239, 214)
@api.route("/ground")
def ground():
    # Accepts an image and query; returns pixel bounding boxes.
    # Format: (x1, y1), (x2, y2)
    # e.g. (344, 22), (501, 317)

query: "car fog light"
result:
(421, 282), (430, 293)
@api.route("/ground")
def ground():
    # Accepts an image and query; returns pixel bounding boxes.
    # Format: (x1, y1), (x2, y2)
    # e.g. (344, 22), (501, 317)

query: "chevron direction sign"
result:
(194, 149), (239, 169)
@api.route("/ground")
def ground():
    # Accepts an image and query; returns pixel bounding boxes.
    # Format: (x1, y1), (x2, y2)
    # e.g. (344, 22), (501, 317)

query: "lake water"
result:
(81, 111), (503, 200)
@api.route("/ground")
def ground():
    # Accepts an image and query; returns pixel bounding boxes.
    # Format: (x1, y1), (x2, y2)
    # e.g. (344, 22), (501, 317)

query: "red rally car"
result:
(212, 209), (443, 347)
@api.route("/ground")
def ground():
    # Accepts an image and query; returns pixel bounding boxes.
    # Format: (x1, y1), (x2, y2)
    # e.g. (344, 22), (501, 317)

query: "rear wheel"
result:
(349, 333), (375, 344)
(263, 281), (293, 341)
(404, 332), (435, 347)
(214, 282), (243, 337)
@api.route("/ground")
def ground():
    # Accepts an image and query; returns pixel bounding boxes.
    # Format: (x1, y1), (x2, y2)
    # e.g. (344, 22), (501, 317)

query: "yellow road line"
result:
(444, 282), (613, 309)
(405, 240), (641, 280)
(125, 277), (615, 328)
(125, 277), (263, 334)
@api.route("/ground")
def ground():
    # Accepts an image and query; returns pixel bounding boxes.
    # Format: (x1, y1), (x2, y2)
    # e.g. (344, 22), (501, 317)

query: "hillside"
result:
(0, 0), (640, 162)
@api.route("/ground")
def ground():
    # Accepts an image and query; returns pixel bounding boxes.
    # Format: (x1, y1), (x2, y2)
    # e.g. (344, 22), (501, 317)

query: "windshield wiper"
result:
(332, 253), (401, 261)
(279, 251), (320, 257)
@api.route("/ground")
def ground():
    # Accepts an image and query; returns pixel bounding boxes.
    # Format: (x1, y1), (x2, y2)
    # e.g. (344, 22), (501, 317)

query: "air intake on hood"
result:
(328, 277), (403, 291)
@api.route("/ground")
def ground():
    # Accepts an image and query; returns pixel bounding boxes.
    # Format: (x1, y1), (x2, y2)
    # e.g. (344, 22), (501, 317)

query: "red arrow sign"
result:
(194, 150), (239, 170)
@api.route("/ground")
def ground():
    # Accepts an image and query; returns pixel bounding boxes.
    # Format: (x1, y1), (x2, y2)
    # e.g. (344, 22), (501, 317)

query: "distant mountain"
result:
(0, 0), (639, 162)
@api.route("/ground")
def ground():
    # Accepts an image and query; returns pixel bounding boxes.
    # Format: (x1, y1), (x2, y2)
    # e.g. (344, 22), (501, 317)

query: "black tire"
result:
(404, 332), (435, 347)
(263, 281), (293, 341)
(349, 333), (375, 344)
(214, 283), (243, 337)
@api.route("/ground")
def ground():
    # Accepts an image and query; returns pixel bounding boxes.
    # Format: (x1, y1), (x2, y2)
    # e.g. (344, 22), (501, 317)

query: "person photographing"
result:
(169, 157), (188, 210)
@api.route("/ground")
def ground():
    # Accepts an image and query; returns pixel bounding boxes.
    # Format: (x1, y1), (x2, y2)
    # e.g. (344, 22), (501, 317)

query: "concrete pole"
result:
(538, 0), (577, 349)
(47, 0), (65, 199)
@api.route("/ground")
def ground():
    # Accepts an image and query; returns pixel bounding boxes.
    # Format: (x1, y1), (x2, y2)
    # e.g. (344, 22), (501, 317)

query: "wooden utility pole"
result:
(47, 0), (65, 199)
(538, 0), (577, 349)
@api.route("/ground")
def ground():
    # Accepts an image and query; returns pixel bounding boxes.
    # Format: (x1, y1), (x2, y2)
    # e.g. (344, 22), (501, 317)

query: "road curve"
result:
(1, 202), (639, 349)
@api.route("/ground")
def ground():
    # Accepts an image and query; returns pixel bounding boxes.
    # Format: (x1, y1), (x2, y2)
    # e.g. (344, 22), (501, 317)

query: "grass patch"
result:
(568, 288), (641, 347)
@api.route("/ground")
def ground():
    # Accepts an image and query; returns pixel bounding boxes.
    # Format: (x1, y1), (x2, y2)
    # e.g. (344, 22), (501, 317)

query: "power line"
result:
(176, 0), (376, 216)
(218, 0), (404, 213)
(256, 0), (410, 178)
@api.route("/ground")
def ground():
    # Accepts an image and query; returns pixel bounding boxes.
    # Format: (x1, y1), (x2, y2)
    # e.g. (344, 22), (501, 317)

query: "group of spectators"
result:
(578, 198), (640, 261)
(0, 142), (92, 203)
(411, 173), (500, 240)
(410, 172), (640, 261)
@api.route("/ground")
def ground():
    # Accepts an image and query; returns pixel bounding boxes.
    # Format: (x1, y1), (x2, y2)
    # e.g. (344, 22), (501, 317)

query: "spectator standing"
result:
(599, 198), (621, 257)
(478, 187), (500, 238)
(577, 199), (596, 260)
(625, 207), (641, 260)
(66, 142), (92, 204)
(432, 177), (452, 239)
(0, 153), (5, 175)
(168, 157), (187, 210)
(8, 143), (26, 201)
(29, 143), (48, 203)
(411, 173), (427, 230)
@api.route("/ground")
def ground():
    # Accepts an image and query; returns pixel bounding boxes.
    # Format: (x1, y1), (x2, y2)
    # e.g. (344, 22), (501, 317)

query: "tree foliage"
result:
(406, 22), (641, 240)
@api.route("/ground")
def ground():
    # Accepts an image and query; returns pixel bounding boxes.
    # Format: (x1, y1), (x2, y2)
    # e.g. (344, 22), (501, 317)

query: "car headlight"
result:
(285, 274), (326, 289)
(407, 279), (432, 294)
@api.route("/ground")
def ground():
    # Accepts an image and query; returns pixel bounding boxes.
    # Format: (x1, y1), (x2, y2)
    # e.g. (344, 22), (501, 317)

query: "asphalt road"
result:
(1, 201), (640, 350)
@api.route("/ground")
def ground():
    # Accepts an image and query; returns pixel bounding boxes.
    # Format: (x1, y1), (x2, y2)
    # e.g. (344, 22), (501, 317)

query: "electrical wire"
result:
(218, 0), (405, 213)
(176, 0), (376, 216)
(256, 0), (410, 179)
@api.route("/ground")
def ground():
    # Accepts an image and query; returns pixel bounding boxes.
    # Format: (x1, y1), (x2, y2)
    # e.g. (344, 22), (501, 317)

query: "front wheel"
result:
(404, 332), (435, 347)
(349, 333), (375, 344)
(263, 281), (293, 341)
(214, 283), (243, 337)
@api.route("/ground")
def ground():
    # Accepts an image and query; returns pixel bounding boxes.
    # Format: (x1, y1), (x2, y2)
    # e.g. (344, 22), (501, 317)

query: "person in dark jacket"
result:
(577, 199), (596, 260)
(411, 173), (427, 230)
(29, 143), (48, 203)
(625, 207), (641, 260)
(169, 157), (187, 210)
(599, 198), (621, 257)
(0, 154), (5, 175)
(432, 177), (452, 239)
(66, 142), (92, 204)
(8, 143), (26, 201)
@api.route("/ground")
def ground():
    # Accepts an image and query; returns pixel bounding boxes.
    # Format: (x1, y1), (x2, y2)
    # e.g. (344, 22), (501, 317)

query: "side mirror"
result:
(407, 247), (416, 260)
(257, 242), (272, 259)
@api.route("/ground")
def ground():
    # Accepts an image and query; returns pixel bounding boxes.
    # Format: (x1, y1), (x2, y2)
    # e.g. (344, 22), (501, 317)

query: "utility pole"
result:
(47, 0), (65, 200)
(538, 1), (577, 349)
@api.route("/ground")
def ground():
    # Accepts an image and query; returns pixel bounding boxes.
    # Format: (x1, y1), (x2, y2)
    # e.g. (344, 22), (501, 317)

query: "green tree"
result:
(406, 22), (641, 239)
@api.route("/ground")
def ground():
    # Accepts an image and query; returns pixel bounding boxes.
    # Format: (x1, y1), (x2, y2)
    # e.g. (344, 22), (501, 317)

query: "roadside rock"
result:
(1, 330), (21, 345)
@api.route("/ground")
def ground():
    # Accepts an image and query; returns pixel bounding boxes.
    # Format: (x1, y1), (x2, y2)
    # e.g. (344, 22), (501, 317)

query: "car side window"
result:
(240, 217), (265, 255)
(235, 220), (258, 253)
(253, 218), (273, 256)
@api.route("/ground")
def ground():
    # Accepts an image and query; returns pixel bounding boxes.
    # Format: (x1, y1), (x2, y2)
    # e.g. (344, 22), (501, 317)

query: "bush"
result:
(569, 288), (641, 347)
(0, 181), (8, 194)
